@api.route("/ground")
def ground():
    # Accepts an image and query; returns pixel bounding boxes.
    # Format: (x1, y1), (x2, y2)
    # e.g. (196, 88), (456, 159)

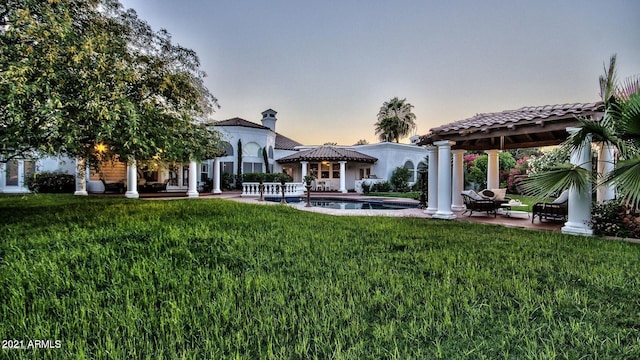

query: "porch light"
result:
(95, 143), (107, 153)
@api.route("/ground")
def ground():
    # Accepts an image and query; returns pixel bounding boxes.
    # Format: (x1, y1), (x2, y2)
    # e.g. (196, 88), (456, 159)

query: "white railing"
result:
(241, 182), (305, 197)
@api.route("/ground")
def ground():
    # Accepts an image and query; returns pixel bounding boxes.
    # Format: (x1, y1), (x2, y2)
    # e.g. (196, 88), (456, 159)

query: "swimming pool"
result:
(266, 197), (417, 210)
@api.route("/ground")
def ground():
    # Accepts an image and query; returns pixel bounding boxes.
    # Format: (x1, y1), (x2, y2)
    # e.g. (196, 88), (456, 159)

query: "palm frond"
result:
(616, 74), (640, 101)
(602, 157), (640, 209)
(599, 55), (617, 105)
(520, 163), (591, 199)
(620, 93), (640, 137)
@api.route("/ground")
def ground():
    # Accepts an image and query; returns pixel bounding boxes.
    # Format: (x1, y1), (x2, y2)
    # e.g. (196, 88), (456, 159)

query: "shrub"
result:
(25, 171), (75, 193)
(390, 167), (411, 192)
(371, 181), (391, 192)
(591, 200), (640, 238)
(361, 181), (371, 194)
(221, 173), (234, 190)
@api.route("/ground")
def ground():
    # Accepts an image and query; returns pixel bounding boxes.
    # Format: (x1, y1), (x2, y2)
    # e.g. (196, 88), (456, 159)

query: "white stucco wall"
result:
(353, 142), (427, 182)
(215, 126), (276, 176)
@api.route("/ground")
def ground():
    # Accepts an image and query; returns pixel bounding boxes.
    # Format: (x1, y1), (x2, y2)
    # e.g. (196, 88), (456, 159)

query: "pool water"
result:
(266, 197), (417, 210)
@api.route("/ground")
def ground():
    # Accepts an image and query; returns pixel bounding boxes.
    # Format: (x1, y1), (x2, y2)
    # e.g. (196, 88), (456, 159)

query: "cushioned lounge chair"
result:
(461, 190), (500, 217)
(532, 190), (569, 223)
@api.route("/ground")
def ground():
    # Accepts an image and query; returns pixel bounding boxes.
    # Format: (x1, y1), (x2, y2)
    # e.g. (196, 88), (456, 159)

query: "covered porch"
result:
(417, 102), (609, 236)
(277, 146), (378, 193)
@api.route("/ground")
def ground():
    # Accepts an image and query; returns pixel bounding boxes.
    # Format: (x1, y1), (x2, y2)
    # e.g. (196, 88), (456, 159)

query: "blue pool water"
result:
(265, 197), (417, 210)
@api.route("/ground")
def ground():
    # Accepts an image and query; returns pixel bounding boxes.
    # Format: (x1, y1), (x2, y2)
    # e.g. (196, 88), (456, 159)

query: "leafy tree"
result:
(0, 0), (222, 169)
(375, 97), (416, 143)
(523, 55), (640, 208)
(355, 139), (369, 145)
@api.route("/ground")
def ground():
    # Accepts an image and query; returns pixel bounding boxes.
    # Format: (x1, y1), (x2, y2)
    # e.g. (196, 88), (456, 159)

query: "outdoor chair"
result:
(101, 179), (125, 194)
(532, 189), (569, 223)
(461, 190), (500, 217)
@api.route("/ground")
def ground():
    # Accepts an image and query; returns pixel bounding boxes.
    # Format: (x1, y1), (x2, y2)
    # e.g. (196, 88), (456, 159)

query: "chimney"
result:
(261, 109), (277, 132)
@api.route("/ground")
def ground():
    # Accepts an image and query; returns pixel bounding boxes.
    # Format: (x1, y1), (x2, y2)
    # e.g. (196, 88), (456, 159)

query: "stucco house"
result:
(0, 108), (427, 195)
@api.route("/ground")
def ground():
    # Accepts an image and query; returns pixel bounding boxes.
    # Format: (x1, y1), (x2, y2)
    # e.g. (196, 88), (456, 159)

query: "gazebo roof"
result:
(417, 102), (604, 150)
(276, 146), (378, 164)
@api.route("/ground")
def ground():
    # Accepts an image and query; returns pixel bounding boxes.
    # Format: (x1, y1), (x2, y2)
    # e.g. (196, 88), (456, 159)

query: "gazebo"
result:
(416, 102), (609, 236)
(277, 146), (377, 193)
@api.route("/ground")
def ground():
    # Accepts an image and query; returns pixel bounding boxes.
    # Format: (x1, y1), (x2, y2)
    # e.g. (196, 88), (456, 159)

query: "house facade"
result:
(1, 108), (427, 195)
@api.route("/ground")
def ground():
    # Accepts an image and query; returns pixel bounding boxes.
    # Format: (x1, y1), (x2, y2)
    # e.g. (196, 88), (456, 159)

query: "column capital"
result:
(484, 149), (500, 155)
(433, 140), (455, 147)
(452, 149), (466, 155)
(566, 126), (581, 134)
(300, 161), (309, 164)
(338, 160), (347, 164)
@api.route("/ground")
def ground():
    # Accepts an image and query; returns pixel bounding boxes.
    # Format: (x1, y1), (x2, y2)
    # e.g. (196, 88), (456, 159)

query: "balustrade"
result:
(241, 182), (304, 197)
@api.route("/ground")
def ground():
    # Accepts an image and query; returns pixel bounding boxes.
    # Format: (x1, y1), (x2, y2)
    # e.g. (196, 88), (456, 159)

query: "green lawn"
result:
(365, 192), (420, 200)
(1, 194), (639, 359)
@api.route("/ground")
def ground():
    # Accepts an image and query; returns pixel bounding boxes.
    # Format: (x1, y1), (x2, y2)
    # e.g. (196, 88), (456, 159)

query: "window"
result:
(201, 163), (209, 182)
(332, 163), (340, 178)
(5, 160), (18, 186)
(221, 162), (234, 174)
(359, 167), (371, 180)
(182, 165), (189, 186)
(268, 146), (274, 159)
(404, 160), (415, 182)
(243, 162), (263, 174)
(309, 163), (319, 178)
(24, 161), (35, 183)
(243, 142), (261, 157)
(222, 142), (233, 156)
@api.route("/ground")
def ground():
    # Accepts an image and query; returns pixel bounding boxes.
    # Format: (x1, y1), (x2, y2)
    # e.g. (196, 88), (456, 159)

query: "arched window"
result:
(243, 142), (261, 157)
(404, 160), (415, 182)
(222, 142), (233, 157)
(268, 146), (274, 159)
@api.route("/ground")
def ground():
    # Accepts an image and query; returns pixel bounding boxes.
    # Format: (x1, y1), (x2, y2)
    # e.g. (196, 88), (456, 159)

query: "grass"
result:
(365, 192), (420, 199)
(1, 194), (639, 359)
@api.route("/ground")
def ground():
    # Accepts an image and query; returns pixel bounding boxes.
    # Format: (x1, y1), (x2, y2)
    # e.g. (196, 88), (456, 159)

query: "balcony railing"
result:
(241, 182), (305, 197)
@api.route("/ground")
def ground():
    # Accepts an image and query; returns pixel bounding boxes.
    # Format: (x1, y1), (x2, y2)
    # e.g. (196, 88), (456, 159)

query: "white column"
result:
(301, 161), (309, 178)
(433, 140), (456, 219)
(451, 149), (466, 211)
(425, 146), (438, 214)
(597, 143), (615, 202)
(74, 158), (88, 196)
(125, 159), (139, 199)
(187, 160), (199, 198)
(338, 161), (347, 193)
(485, 149), (500, 190)
(562, 128), (593, 236)
(0, 162), (5, 192)
(213, 158), (222, 194)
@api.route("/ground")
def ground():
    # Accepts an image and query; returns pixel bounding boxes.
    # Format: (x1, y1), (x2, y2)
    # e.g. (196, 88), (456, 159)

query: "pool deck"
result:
(193, 191), (563, 233)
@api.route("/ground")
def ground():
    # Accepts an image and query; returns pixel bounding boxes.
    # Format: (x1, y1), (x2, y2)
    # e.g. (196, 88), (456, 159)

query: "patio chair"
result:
(532, 190), (569, 223)
(101, 179), (125, 194)
(461, 190), (499, 217)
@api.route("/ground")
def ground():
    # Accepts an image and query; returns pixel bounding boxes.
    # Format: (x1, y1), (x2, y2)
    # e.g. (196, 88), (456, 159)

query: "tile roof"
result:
(277, 146), (378, 164)
(275, 133), (303, 150)
(214, 117), (270, 130)
(429, 102), (602, 134)
(417, 102), (604, 150)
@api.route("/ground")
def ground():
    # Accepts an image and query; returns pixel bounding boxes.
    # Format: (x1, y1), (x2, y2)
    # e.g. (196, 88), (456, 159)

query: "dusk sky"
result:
(120, 0), (640, 146)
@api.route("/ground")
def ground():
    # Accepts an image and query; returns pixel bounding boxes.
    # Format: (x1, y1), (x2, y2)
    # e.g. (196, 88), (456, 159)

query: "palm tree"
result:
(523, 55), (640, 208)
(375, 97), (417, 143)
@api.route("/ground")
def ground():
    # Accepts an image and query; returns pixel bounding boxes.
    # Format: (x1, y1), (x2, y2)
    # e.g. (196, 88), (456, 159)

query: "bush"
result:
(371, 181), (391, 192)
(243, 173), (291, 183)
(591, 200), (640, 238)
(221, 173), (234, 190)
(390, 167), (411, 192)
(361, 181), (371, 194)
(25, 171), (75, 193)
